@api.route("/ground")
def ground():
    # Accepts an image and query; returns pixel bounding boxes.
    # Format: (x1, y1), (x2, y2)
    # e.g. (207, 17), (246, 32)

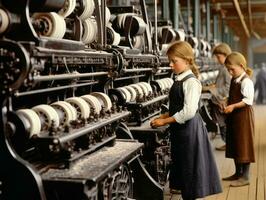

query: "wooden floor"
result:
(164, 105), (266, 200)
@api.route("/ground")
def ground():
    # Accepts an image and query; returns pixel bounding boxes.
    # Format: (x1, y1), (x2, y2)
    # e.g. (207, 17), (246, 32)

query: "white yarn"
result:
(82, 18), (97, 44)
(32, 12), (66, 39)
(176, 29), (186, 41)
(79, 0), (95, 20)
(58, 0), (76, 18)
(0, 9), (9, 33)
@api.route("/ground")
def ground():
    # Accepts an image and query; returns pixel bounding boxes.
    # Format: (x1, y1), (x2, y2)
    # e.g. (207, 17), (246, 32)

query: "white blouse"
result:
(234, 72), (254, 105)
(172, 70), (202, 124)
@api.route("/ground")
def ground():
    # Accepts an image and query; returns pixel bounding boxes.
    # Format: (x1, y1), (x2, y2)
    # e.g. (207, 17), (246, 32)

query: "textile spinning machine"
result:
(105, 4), (183, 188)
(0, 0), (165, 199)
(0, 0), (222, 199)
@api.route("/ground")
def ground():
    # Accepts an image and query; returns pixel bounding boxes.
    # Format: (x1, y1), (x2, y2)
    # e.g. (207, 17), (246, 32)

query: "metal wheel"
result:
(0, 41), (30, 92)
(103, 164), (133, 200)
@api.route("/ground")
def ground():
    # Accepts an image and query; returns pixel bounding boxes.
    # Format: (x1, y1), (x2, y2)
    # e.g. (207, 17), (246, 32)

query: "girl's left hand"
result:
(223, 105), (234, 114)
(150, 118), (166, 128)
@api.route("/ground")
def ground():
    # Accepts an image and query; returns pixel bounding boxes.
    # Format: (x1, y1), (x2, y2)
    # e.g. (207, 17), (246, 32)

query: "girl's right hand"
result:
(223, 105), (234, 114)
(150, 118), (166, 128)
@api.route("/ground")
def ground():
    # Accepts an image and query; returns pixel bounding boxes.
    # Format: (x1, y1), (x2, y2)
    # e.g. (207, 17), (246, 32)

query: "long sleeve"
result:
(214, 67), (231, 100)
(217, 68), (231, 98)
(241, 78), (254, 105)
(172, 78), (202, 124)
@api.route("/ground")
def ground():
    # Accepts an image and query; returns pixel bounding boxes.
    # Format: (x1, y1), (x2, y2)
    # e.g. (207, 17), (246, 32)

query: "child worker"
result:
(150, 41), (222, 200)
(223, 52), (255, 187)
(202, 43), (232, 151)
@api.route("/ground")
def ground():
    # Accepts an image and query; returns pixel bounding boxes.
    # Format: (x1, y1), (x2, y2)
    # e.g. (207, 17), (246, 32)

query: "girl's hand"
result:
(223, 105), (234, 114)
(150, 118), (166, 128)
(218, 100), (227, 112)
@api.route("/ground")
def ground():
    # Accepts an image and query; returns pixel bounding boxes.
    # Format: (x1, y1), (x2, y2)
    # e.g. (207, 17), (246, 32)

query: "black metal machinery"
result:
(0, 0), (220, 200)
(105, 4), (173, 188)
(0, 0), (160, 199)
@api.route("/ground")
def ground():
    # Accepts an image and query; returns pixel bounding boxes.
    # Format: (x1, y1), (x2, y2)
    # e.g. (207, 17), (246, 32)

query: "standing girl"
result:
(223, 52), (255, 187)
(203, 43), (232, 151)
(150, 41), (222, 200)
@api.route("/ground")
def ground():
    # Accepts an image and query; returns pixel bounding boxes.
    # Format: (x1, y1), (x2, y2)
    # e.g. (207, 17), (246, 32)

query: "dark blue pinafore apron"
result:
(169, 74), (222, 200)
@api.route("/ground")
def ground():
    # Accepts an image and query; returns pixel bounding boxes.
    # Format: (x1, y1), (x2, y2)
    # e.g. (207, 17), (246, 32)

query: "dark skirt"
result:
(169, 113), (222, 200)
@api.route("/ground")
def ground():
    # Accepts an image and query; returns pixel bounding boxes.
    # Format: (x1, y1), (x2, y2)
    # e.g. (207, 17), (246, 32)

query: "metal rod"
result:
(178, 5), (187, 33)
(213, 15), (218, 41)
(33, 72), (108, 82)
(94, 0), (103, 47)
(102, 0), (107, 47)
(193, 0), (199, 38)
(15, 81), (98, 97)
(140, 0), (152, 53)
(154, 72), (170, 76)
(206, 0), (211, 41)
(141, 110), (161, 122)
(122, 68), (153, 73)
(59, 111), (131, 143)
(140, 0), (149, 24)
(154, 0), (159, 53)
(114, 75), (146, 81)
(140, 95), (168, 107)
(162, 0), (170, 20)
(172, 0), (179, 30)
(187, 0), (191, 33)
(158, 67), (171, 70)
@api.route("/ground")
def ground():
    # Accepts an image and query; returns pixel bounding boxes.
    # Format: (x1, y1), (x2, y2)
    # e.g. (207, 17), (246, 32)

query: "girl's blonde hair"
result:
(212, 43), (232, 56)
(167, 41), (199, 78)
(224, 52), (253, 76)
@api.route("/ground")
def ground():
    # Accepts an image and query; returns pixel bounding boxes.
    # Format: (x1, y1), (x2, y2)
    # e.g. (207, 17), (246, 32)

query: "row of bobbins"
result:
(16, 92), (112, 137)
(200, 70), (219, 83)
(155, 78), (174, 92)
(0, 2), (152, 47)
(31, 0), (112, 44)
(116, 78), (174, 103)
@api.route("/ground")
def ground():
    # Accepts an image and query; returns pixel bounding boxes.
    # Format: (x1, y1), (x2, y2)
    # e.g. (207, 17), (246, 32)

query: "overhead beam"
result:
(232, 0), (250, 37)
(252, 31), (261, 40)
(215, 1), (266, 7)
(225, 15), (266, 20)
(219, 8), (266, 15)
(246, 0), (260, 39)
(247, 0), (253, 31)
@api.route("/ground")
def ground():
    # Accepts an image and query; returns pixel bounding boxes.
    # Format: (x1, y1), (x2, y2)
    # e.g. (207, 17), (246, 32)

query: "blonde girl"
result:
(150, 41), (222, 200)
(222, 52), (255, 187)
(204, 43), (232, 150)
